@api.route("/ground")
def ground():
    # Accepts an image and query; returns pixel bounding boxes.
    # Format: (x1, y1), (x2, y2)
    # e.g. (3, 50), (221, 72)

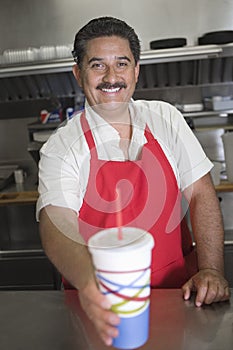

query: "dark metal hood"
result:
(1, 43), (233, 119)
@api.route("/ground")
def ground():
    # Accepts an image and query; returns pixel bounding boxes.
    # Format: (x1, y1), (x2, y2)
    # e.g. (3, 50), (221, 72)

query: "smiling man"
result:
(37, 17), (230, 347)
(73, 36), (139, 105)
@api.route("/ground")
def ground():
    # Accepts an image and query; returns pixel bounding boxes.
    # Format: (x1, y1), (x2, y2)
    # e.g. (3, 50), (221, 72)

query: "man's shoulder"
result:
(132, 99), (180, 122)
(133, 99), (177, 113)
(40, 111), (83, 154)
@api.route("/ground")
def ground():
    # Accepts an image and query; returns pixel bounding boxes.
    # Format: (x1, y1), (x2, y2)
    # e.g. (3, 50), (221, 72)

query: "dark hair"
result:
(72, 16), (141, 67)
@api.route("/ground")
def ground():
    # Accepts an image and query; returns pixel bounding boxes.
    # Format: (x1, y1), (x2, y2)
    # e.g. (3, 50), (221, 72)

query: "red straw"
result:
(116, 187), (123, 240)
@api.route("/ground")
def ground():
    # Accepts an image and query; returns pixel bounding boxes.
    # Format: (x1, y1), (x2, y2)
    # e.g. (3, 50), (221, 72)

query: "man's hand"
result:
(182, 269), (230, 307)
(78, 280), (120, 346)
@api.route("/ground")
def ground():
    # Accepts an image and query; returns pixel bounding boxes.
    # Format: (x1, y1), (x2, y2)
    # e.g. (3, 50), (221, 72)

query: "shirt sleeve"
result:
(36, 134), (83, 221)
(168, 105), (213, 191)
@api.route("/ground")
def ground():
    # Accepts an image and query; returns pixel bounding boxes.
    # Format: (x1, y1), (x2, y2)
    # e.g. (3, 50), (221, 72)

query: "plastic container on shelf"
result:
(66, 107), (74, 120)
(2, 48), (38, 64)
(55, 45), (72, 59)
(38, 46), (56, 60)
(150, 37), (187, 50)
(204, 96), (233, 111)
(40, 109), (62, 124)
(198, 31), (233, 45)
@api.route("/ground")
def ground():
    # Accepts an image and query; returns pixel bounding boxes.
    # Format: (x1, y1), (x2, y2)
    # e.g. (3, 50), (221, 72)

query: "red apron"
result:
(65, 112), (198, 289)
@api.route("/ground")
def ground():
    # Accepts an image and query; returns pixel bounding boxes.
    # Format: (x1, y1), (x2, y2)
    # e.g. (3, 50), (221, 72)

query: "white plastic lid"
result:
(88, 227), (154, 252)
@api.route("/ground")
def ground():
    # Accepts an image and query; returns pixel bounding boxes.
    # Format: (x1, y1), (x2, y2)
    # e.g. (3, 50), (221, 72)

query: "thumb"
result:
(182, 278), (194, 301)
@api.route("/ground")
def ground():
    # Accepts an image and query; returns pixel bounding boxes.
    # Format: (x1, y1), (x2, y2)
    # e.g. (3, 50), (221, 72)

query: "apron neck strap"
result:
(144, 125), (155, 142)
(81, 112), (155, 154)
(80, 112), (98, 157)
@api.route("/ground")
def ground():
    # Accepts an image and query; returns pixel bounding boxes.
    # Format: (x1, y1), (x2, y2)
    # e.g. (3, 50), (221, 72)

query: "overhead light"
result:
(140, 45), (223, 64)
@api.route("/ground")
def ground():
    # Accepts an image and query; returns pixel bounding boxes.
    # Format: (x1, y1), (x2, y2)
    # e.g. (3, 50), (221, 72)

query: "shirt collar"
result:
(84, 99), (145, 128)
(84, 100), (119, 143)
(83, 99), (147, 160)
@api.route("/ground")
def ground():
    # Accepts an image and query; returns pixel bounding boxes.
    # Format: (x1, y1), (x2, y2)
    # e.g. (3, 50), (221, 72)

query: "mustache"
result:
(97, 82), (127, 90)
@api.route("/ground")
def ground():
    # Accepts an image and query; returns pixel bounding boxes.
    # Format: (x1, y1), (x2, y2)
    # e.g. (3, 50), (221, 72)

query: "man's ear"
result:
(72, 65), (82, 88)
(135, 62), (140, 83)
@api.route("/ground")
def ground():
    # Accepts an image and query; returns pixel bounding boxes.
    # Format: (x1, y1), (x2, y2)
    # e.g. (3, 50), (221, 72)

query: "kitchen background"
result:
(0, 0), (233, 289)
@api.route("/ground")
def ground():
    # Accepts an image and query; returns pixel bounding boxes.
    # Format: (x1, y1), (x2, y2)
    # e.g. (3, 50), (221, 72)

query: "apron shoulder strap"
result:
(81, 117), (154, 154)
(80, 112), (98, 157)
(144, 124), (155, 142)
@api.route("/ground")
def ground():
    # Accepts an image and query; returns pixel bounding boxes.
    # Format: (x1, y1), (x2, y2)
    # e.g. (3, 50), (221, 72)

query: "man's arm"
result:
(39, 205), (120, 346)
(182, 173), (230, 306)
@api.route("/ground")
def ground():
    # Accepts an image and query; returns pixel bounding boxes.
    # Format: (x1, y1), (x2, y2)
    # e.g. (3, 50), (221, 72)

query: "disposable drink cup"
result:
(88, 227), (154, 349)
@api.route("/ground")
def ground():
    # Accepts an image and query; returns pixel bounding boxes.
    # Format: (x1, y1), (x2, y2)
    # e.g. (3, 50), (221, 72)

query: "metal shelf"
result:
(194, 124), (233, 131)
(140, 44), (222, 65)
(0, 58), (73, 78)
(0, 44), (225, 78)
(183, 109), (233, 131)
(182, 109), (233, 118)
(1, 43), (233, 121)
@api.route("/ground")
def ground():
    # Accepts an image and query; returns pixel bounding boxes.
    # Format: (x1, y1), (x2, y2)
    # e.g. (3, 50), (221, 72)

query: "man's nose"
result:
(102, 66), (118, 83)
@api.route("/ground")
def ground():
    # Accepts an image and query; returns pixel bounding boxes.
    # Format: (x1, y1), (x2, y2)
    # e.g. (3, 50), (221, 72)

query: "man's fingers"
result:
(183, 270), (231, 307)
(89, 306), (120, 346)
(182, 278), (194, 301)
(94, 309), (119, 340)
(78, 282), (120, 346)
(223, 286), (231, 300)
(195, 284), (208, 306)
(199, 284), (230, 304)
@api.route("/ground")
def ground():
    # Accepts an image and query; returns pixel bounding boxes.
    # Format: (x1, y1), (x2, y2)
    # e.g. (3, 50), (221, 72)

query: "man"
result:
(37, 17), (230, 347)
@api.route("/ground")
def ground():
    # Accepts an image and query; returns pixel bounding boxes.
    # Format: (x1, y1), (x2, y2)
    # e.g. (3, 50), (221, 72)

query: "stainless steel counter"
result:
(0, 289), (232, 350)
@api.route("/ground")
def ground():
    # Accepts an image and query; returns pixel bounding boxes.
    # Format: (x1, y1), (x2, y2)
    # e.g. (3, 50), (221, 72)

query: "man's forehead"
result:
(86, 36), (130, 49)
(84, 36), (132, 59)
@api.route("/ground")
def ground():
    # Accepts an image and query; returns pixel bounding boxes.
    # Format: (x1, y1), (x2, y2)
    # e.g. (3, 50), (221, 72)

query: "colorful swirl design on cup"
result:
(96, 266), (151, 317)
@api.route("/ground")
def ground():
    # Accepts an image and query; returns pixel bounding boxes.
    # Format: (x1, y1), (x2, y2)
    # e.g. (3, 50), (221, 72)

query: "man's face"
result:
(73, 36), (140, 110)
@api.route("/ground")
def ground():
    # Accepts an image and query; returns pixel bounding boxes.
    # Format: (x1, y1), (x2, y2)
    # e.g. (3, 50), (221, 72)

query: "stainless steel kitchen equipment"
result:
(0, 165), (18, 190)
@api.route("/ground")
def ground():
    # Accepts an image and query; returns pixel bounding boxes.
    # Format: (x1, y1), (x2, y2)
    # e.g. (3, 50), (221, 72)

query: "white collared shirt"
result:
(36, 99), (212, 220)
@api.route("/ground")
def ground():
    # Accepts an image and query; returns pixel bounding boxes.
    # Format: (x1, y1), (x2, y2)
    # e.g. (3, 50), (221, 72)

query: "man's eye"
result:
(91, 63), (105, 70)
(117, 62), (128, 68)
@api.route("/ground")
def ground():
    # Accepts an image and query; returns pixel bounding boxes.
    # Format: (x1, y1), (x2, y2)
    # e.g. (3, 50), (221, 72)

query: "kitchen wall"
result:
(0, 0), (233, 52)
